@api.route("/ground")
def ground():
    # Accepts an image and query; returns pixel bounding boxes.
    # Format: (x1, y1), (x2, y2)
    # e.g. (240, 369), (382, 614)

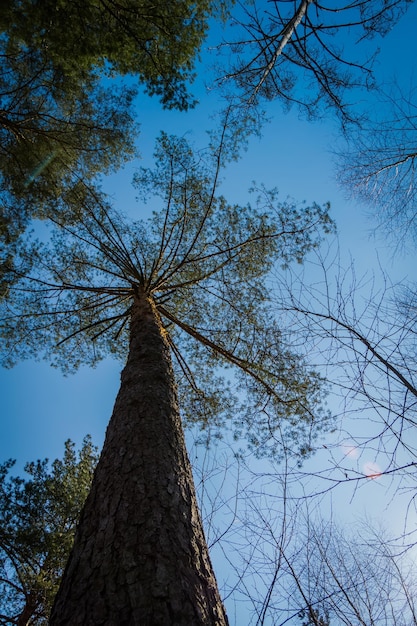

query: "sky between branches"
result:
(1, 3), (417, 623)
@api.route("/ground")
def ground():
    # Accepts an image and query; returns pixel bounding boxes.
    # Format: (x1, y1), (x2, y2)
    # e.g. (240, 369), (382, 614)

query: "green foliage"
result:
(0, 0), (216, 111)
(0, 437), (98, 625)
(0, 126), (334, 461)
(0, 0), (222, 294)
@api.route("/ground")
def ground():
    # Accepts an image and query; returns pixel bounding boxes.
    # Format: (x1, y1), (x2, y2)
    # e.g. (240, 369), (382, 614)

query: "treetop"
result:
(1, 127), (334, 460)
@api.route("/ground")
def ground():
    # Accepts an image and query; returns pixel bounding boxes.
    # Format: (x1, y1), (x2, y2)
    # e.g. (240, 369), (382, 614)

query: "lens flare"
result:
(24, 152), (57, 187)
(341, 442), (359, 458)
(363, 461), (382, 479)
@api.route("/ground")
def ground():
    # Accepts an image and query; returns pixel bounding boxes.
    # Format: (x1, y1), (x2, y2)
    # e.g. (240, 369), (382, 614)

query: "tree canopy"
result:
(0, 437), (98, 625)
(0, 0), (222, 293)
(1, 124), (334, 461)
(1, 0), (417, 621)
(1, 0), (216, 111)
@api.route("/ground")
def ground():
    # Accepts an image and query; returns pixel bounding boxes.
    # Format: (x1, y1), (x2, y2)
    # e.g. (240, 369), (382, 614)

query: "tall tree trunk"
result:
(49, 291), (228, 625)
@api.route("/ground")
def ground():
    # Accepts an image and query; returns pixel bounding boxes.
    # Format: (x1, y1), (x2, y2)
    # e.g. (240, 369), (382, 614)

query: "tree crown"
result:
(1, 124), (334, 460)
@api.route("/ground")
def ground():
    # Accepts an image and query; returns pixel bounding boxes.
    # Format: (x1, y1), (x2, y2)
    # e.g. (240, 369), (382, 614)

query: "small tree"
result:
(288, 517), (417, 625)
(1, 121), (333, 623)
(0, 437), (98, 626)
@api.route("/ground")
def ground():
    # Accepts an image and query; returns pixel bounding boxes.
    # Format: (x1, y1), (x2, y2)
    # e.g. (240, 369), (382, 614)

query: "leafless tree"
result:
(191, 429), (417, 625)
(337, 84), (417, 249)
(268, 241), (417, 519)
(217, 0), (413, 125)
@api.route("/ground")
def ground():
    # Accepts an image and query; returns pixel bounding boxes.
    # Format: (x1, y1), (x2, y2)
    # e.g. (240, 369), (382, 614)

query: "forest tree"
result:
(0, 437), (98, 625)
(1, 122), (333, 623)
(0, 0), (221, 294)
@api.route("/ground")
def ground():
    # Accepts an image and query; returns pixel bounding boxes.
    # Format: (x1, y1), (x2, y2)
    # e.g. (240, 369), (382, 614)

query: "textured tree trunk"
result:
(49, 291), (228, 625)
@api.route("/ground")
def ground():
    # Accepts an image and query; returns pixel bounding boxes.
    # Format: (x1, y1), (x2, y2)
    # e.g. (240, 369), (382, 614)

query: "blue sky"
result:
(1, 3), (417, 623)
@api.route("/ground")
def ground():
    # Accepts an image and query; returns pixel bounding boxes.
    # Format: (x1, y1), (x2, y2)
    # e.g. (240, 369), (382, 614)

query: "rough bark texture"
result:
(49, 291), (228, 625)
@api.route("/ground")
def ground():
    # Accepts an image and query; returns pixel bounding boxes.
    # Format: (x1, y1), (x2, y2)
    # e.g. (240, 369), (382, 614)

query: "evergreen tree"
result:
(0, 0), (221, 292)
(1, 122), (333, 623)
(0, 437), (98, 625)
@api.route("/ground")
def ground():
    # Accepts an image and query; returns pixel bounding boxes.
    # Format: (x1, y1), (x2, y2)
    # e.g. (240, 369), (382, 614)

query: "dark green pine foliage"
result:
(1, 122), (333, 460)
(1, 0), (215, 110)
(0, 0), (219, 292)
(0, 437), (98, 625)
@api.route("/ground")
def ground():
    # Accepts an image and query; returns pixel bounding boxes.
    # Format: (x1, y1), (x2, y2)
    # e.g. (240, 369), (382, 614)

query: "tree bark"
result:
(49, 290), (228, 625)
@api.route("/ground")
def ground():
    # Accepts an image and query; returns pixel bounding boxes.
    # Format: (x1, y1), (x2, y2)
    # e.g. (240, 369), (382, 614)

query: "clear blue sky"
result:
(1, 3), (417, 623)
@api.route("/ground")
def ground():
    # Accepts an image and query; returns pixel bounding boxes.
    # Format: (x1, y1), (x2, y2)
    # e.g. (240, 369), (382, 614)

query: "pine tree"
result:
(1, 121), (333, 623)
(0, 0), (221, 293)
(0, 437), (98, 625)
